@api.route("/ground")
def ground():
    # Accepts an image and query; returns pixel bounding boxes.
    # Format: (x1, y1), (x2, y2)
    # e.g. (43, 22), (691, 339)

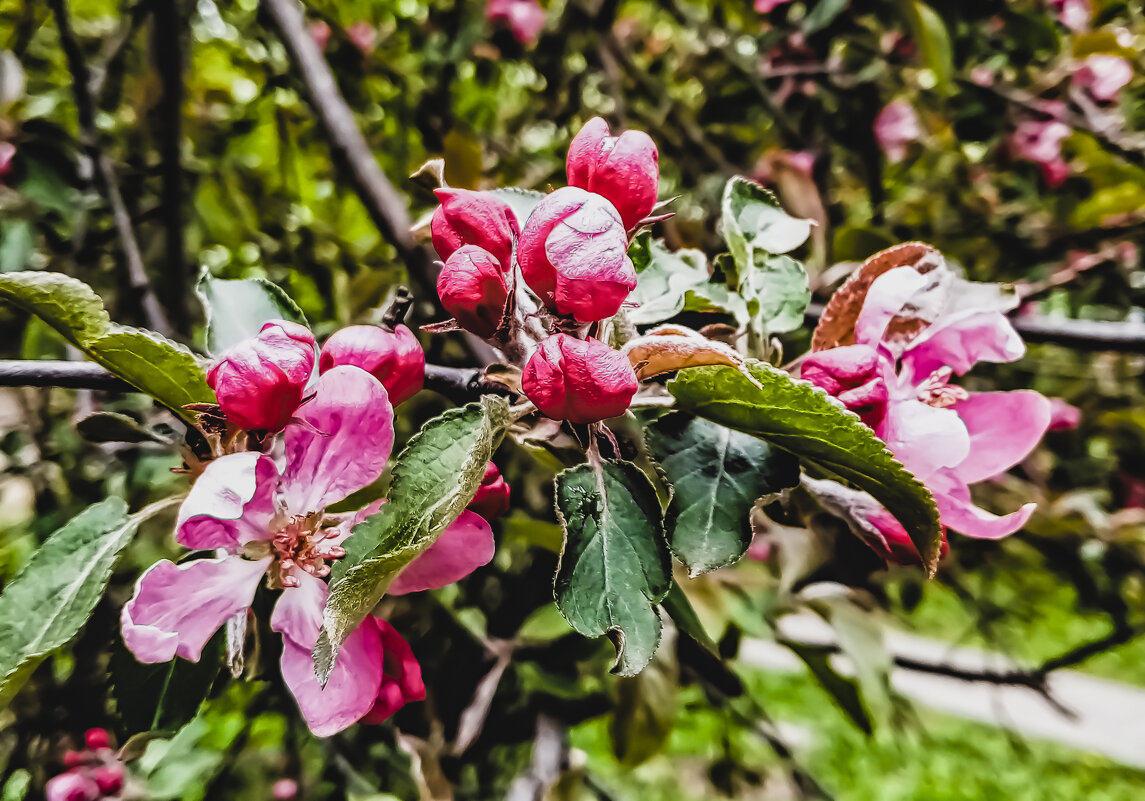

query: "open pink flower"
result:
(803, 265), (1051, 544)
(873, 101), (921, 163)
(1010, 119), (1071, 187)
(121, 366), (493, 736)
(1049, 0), (1089, 30)
(1073, 54), (1133, 102)
(487, 0), (545, 44)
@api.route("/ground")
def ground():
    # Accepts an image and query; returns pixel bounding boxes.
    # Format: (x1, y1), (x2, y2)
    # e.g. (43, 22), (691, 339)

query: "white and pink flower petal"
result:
(904, 310), (1024, 379)
(951, 391), (1051, 484)
(929, 469), (1037, 540)
(387, 510), (495, 596)
(120, 554), (269, 663)
(282, 365), (394, 515)
(176, 452), (279, 550)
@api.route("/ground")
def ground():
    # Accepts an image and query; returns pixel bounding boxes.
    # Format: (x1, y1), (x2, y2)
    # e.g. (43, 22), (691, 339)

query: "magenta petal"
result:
(853, 266), (930, 346)
(951, 391), (1051, 484)
(121, 555), (268, 663)
(388, 510), (494, 596)
(282, 365), (394, 514)
(177, 452), (278, 550)
(904, 310), (1024, 379)
(879, 398), (970, 482)
(929, 469), (1035, 540)
(272, 573), (383, 737)
(363, 619), (425, 724)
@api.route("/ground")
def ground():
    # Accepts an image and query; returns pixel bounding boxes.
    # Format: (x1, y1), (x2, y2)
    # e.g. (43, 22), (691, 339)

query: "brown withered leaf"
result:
(811, 242), (944, 351)
(620, 324), (748, 382)
(421, 318), (464, 334)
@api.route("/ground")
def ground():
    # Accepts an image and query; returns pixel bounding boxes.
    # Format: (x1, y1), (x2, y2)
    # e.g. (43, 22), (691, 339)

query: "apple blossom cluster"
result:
(430, 117), (659, 425)
(803, 263), (1052, 562)
(122, 320), (509, 736)
(45, 729), (124, 801)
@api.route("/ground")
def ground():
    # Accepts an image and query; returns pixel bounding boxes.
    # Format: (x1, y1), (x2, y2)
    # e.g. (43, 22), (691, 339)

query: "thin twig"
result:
(48, 0), (172, 337)
(259, 0), (439, 306)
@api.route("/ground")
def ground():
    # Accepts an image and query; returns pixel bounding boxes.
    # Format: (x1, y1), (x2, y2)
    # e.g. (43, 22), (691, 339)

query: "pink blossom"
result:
(487, 0), (545, 45)
(121, 366), (494, 736)
(522, 334), (638, 424)
(755, 0), (794, 11)
(1073, 54), (1133, 102)
(803, 265), (1052, 545)
(436, 245), (510, 338)
(1009, 120), (1071, 186)
(0, 141), (15, 181)
(430, 188), (519, 274)
(272, 779), (299, 800)
(518, 186), (636, 322)
(345, 21), (377, 55)
(1047, 398), (1081, 430)
(873, 101), (921, 163)
(309, 21), (332, 51)
(1048, 0), (1089, 30)
(566, 117), (659, 231)
(319, 324), (425, 406)
(468, 462), (511, 522)
(46, 772), (101, 801)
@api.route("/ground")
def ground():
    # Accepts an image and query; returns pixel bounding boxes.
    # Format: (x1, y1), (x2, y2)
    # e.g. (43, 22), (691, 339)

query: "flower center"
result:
(916, 367), (969, 409)
(265, 512), (346, 589)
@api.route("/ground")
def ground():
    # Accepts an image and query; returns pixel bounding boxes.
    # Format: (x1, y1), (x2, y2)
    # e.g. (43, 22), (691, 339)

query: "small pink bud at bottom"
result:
(522, 334), (638, 424)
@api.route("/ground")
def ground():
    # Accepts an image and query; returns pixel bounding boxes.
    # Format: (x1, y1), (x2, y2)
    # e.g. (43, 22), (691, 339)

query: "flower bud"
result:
(566, 117), (659, 230)
(864, 509), (949, 566)
(487, 0), (546, 44)
(436, 245), (509, 338)
(83, 728), (110, 751)
(92, 764), (124, 796)
(0, 142), (15, 182)
(207, 321), (315, 432)
(45, 772), (100, 801)
(518, 187), (636, 322)
(319, 324), (425, 406)
(801, 345), (887, 429)
(468, 462), (511, 522)
(363, 620), (425, 724)
(430, 188), (518, 273)
(522, 334), (638, 424)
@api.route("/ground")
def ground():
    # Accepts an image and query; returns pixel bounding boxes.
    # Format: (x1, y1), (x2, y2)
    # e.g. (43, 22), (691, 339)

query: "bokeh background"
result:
(0, 0), (1144, 799)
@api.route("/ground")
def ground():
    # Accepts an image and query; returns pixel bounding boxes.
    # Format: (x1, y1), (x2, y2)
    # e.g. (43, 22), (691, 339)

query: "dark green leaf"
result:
(0, 498), (139, 707)
(781, 640), (872, 734)
(554, 459), (671, 676)
(0, 272), (214, 424)
(111, 629), (223, 735)
(76, 411), (178, 444)
(648, 414), (800, 575)
(667, 362), (942, 573)
(195, 271), (307, 357)
(661, 583), (719, 656)
(610, 621), (678, 766)
(317, 396), (511, 682)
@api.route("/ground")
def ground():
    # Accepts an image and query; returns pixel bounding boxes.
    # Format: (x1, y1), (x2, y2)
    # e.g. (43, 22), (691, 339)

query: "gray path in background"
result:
(738, 614), (1145, 769)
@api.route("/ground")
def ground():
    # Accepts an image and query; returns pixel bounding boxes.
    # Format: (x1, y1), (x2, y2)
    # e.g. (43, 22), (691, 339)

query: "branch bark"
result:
(259, 0), (439, 306)
(48, 0), (173, 338)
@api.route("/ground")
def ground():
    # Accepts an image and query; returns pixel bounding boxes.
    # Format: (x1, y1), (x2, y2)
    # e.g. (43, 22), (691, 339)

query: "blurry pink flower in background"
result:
(1047, 398), (1081, 430)
(755, 0), (794, 11)
(873, 101), (921, 163)
(46, 730), (124, 801)
(1049, 0), (1090, 30)
(345, 21), (377, 55)
(272, 779), (299, 800)
(0, 141), (15, 181)
(309, 20), (331, 51)
(1010, 119), (1071, 186)
(487, 0), (545, 45)
(1073, 54), (1133, 102)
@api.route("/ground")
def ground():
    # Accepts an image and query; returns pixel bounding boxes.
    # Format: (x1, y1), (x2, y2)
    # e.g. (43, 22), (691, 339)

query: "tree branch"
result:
(259, 0), (439, 306)
(48, 0), (173, 337)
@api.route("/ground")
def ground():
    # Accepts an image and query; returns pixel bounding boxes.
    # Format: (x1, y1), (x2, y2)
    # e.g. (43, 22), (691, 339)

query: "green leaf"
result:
(195, 270), (307, 357)
(610, 620), (678, 766)
(901, 0), (953, 92)
(648, 414), (800, 576)
(316, 396), (511, 682)
(667, 362), (942, 573)
(803, 0), (849, 34)
(554, 459), (671, 676)
(781, 640), (872, 735)
(720, 177), (812, 264)
(0, 498), (139, 707)
(76, 411), (178, 444)
(0, 219), (34, 273)
(488, 186), (546, 228)
(627, 234), (712, 325)
(0, 272), (214, 424)
(719, 178), (812, 333)
(660, 583), (719, 656)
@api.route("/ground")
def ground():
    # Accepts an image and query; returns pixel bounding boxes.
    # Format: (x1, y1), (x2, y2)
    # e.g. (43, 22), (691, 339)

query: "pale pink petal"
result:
(904, 310), (1024, 379)
(929, 469), (1035, 540)
(121, 555), (269, 663)
(879, 398), (970, 482)
(387, 510), (495, 596)
(1048, 397), (1081, 430)
(282, 365), (394, 514)
(176, 452), (278, 550)
(272, 573), (383, 737)
(362, 619), (426, 724)
(950, 391), (1051, 484)
(853, 266), (930, 346)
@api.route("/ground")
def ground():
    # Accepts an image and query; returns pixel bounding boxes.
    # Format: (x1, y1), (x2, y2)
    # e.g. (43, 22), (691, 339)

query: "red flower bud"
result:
(207, 321), (315, 432)
(863, 509), (949, 566)
(522, 334), (638, 424)
(319, 324), (425, 406)
(566, 117), (659, 230)
(518, 187), (636, 322)
(83, 728), (110, 751)
(436, 245), (509, 338)
(430, 188), (519, 273)
(92, 764), (124, 796)
(468, 462), (511, 521)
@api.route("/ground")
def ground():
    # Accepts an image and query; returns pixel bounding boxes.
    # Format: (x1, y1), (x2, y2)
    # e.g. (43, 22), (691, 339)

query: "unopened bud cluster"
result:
(428, 118), (659, 424)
